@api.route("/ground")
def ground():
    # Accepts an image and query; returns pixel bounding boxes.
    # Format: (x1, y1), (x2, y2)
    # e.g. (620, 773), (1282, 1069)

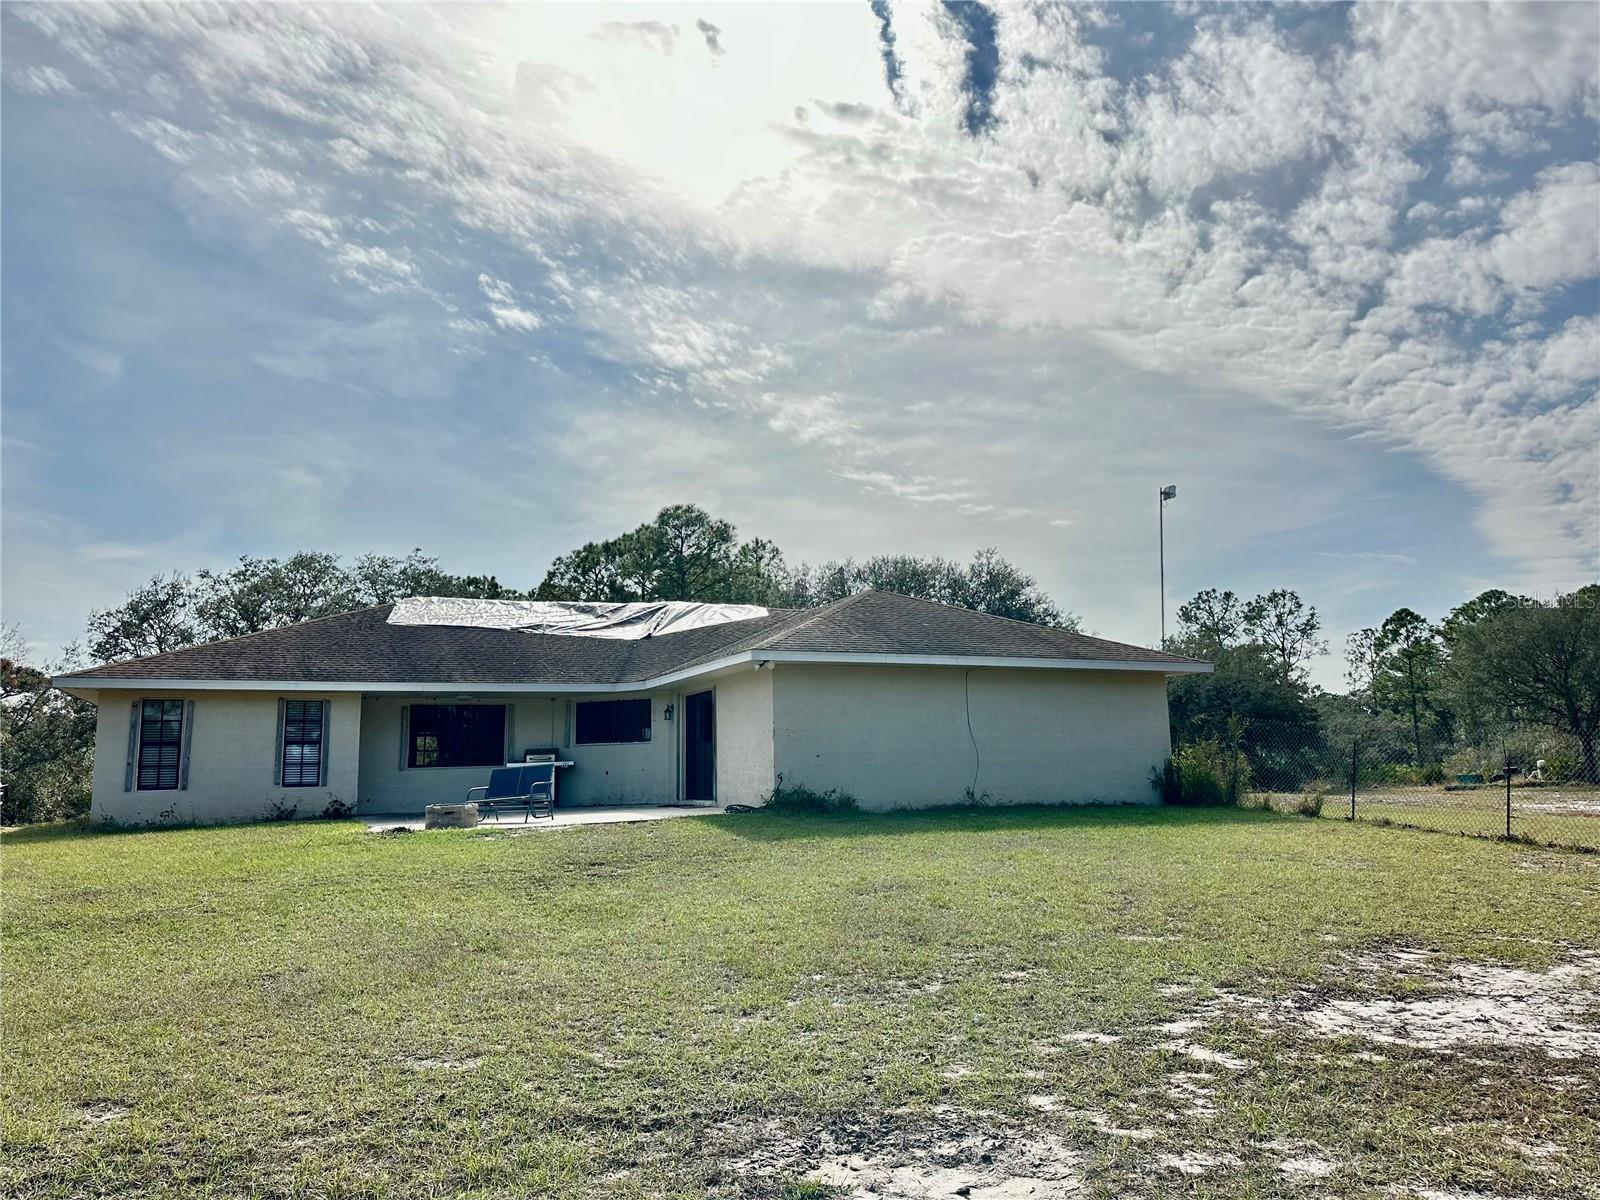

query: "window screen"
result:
(280, 700), (325, 787)
(575, 699), (651, 745)
(408, 704), (506, 768)
(137, 699), (184, 791)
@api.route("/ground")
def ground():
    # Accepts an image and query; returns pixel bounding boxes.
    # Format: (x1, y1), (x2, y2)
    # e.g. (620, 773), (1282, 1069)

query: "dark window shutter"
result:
(320, 701), (331, 787)
(124, 701), (138, 792)
(274, 698), (286, 786)
(179, 701), (194, 790)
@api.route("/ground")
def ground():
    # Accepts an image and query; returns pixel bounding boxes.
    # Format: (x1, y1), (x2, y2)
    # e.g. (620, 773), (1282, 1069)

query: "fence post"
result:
(1505, 750), (1513, 840)
(1350, 738), (1358, 821)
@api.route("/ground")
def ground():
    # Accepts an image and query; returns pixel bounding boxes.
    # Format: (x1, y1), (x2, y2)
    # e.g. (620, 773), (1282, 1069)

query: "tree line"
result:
(1165, 583), (1600, 787)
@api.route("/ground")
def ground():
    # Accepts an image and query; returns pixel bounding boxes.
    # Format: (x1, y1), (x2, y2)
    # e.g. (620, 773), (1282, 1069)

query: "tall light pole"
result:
(1159, 484), (1177, 645)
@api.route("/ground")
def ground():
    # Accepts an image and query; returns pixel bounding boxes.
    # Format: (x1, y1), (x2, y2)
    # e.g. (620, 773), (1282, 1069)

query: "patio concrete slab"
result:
(363, 805), (729, 833)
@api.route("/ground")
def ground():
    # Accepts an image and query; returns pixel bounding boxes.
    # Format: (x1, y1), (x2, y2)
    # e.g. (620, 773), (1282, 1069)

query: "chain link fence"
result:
(1203, 720), (1599, 852)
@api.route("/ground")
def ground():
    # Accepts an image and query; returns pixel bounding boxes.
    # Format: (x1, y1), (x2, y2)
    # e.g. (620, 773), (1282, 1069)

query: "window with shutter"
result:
(280, 699), (325, 787)
(136, 700), (185, 791)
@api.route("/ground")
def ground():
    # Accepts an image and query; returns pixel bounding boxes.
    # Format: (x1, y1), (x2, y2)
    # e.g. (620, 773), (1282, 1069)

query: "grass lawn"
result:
(4, 806), (1599, 1199)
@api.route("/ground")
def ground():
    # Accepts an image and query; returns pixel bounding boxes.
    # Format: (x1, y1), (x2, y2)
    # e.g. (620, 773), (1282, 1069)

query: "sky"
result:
(2, 1), (1597, 692)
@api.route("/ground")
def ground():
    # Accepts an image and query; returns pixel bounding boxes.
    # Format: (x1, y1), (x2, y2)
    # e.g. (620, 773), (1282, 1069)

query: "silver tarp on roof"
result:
(386, 597), (769, 639)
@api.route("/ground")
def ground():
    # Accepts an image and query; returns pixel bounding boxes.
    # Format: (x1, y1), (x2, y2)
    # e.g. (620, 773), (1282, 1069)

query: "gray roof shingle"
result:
(55, 590), (1207, 687)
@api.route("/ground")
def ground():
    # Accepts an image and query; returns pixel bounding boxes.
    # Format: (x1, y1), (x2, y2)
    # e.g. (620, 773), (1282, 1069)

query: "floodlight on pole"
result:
(1159, 485), (1177, 645)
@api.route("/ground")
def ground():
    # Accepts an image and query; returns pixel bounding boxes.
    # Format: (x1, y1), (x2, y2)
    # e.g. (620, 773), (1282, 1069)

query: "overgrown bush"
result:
(1239, 789), (1327, 817)
(1276, 791), (1325, 817)
(1540, 752), (1580, 783)
(1153, 740), (1250, 806)
(764, 777), (860, 815)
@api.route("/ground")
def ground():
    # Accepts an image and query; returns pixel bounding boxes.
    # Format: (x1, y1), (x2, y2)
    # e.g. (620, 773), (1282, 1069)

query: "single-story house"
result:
(53, 590), (1211, 825)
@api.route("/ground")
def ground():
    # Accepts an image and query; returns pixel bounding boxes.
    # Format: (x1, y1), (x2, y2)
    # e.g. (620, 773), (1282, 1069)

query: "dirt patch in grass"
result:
(1277, 1152), (1338, 1178)
(1295, 950), (1600, 1057)
(1160, 1042), (1254, 1070)
(1161, 1070), (1219, 1117)
(1165, 947), (1600, 1060)
(1156, 1149), (1239, 1176)
(75, 1101), (129, 1125)
(400, 1054), (481, 1071)
(712, 1109), (1086, 1198)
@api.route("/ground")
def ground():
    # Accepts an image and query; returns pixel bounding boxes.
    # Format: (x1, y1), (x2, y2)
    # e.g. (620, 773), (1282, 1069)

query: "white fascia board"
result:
(749, 651), (1212, 674)
(52, 649), (1208, 697)
(636, 653), (757, 688)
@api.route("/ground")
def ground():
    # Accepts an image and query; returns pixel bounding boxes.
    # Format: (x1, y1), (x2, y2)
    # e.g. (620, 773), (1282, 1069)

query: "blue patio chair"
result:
(467, 764), (555, 822)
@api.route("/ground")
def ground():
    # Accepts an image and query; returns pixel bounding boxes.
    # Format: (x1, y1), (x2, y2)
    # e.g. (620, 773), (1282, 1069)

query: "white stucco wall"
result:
(355, 692), (682, 812)
(711, 666), (775, 805)
(771, 664), (1172, 811)
(88, 690), (362, 825)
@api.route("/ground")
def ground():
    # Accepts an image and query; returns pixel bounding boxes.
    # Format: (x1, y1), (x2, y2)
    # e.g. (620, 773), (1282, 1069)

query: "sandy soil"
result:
(719, 1110), (1086, 1199)
(713, 947), (1597, 1197)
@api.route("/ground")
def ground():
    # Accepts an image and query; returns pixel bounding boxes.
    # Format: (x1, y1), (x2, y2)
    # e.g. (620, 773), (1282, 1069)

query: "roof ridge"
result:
(873, 589), (1074, 634)
(860, 590), (1206, 664)
(61, 603), (394, 678)
(744, 589), (878, 653)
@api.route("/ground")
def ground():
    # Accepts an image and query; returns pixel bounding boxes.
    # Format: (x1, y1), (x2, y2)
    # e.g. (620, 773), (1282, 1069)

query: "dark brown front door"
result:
(684, 690), (715, 802)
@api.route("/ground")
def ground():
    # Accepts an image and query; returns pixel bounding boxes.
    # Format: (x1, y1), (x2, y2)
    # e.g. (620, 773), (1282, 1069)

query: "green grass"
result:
(1354, 802), (1600, 851)
(1301, 785), (1600, 852)
(4, 806), (1599, 1198)
(1246, 782), (1600, 851)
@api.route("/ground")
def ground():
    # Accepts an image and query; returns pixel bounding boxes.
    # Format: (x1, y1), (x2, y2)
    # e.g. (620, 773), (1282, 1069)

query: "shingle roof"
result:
(55, 590), (1207, 687)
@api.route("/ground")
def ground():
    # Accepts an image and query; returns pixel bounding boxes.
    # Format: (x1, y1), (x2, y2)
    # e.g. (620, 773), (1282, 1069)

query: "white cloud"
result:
(477, 274), (543, 332)
(1485, 162), (1600, 292)
(5, 63), (72, 94)
(1444, 154), (1506, 189)
(1134, 23), (1337, 197)
(591, 21), (678, 56)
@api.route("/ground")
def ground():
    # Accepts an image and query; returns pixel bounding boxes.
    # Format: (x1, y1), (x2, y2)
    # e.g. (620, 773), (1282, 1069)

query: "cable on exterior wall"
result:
(964, 667), (981, 799)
